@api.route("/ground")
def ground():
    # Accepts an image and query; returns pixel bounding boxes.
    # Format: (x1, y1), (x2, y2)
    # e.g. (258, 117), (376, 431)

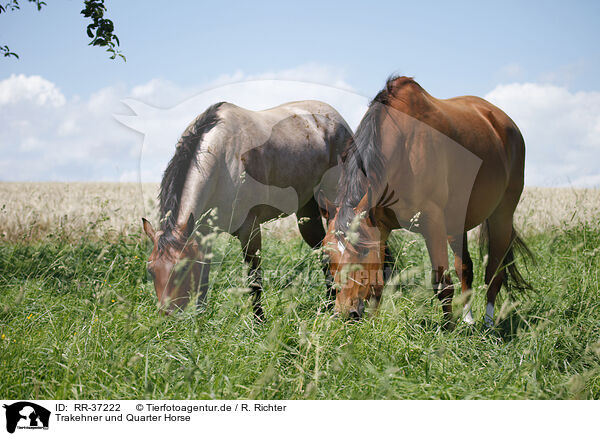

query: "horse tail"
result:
(478, 219), (489, 263)
(504, 226), (534, 293)
(478, 220), (534, 294)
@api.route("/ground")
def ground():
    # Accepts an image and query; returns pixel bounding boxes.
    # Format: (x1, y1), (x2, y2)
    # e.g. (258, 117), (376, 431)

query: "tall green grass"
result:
(1, 224), (599, 399)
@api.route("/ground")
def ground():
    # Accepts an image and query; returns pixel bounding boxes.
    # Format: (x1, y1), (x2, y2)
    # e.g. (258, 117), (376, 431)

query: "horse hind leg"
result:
(449, 233), (475, 324)
(237, 214), (265, 322)
(297, 197), (335, 306)
(483, 199), (520, 328)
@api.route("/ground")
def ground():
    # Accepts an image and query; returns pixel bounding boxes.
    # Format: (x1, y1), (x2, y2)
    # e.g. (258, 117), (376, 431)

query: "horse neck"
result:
(175, 131), (222, 231)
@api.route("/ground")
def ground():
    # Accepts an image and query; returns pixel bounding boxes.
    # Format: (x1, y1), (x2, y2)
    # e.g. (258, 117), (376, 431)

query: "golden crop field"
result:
(0, 182), (599, 242)
(0, 182), (159, 242)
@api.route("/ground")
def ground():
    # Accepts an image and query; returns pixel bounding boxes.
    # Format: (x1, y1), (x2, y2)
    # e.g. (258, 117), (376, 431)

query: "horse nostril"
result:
(348, 309), (361, 320)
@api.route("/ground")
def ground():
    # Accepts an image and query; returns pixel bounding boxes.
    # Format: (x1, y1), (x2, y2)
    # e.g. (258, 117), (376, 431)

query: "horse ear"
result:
(142, 218), (156, 242)
(316, 191), (336, 221)
(355, 186), (372, 213)
(181, 213), (195, 238)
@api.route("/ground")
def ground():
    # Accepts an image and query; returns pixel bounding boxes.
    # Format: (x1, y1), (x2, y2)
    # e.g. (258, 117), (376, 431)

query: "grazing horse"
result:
(142, 100), (351, 318)
(321, 76), (531, 327)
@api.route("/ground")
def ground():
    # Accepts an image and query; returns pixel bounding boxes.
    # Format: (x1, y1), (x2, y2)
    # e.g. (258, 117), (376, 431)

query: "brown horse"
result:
(143, 100), (350, 318)
(321, 76), (531, 327)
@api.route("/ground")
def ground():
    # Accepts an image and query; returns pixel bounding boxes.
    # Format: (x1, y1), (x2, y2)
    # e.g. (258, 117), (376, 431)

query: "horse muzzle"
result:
(335, 298), (365, 320)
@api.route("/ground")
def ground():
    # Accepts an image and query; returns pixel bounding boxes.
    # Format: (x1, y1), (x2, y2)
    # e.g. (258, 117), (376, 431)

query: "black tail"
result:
(479, 221), (535, 294)
(504, 227), (534, 292)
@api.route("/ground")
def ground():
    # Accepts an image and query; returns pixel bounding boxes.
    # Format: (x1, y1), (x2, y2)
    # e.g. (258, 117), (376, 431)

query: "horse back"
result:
(217, 101), (350, 203)
(388, 83), (523, 174)
(383, 79), (525, 230)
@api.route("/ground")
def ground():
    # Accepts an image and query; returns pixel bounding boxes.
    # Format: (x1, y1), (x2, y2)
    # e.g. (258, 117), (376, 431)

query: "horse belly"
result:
(241, 131), (332, 207)
(447, 143), (510, 232)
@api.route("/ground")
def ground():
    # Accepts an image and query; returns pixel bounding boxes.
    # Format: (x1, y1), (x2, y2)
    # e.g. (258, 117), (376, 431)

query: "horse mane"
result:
(158, 101), (224, 251)
(335, 76), (415, 236)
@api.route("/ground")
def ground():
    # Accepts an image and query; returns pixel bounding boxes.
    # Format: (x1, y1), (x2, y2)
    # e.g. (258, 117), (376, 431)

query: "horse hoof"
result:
(253, 308), (265, 323)
(463, 316), (476, 325)
(462, 308), (475, 325)
(442, 319), (456, 331)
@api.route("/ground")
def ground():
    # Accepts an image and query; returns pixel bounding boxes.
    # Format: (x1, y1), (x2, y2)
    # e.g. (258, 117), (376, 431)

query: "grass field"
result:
(1, 183), (599, 399)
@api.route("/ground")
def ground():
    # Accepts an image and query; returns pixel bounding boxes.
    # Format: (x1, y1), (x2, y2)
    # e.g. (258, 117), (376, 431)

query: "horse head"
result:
(322, 191), (387, 320)
(142, 213), (210, 313)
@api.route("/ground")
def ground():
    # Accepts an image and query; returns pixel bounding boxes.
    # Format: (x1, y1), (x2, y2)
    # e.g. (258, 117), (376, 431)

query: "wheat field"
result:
(1, 183), (599, 242)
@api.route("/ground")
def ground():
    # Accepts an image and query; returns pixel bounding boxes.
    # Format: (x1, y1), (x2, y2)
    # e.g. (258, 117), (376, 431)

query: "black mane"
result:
(158, 102), (224, 251)
(334, 77), (404, 234)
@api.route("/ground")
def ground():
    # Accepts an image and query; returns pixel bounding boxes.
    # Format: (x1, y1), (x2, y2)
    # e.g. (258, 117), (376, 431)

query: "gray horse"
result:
(142, 100), (351, 319)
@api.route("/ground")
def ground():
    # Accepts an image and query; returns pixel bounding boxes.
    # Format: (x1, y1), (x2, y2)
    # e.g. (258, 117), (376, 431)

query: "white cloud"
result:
(537, 61), (586, 88)
(0, 77), (136, 181)
(500, 63), (523, 79)
(129, 78), (197, 108)
(2, 69), (598, 188)
(212, 63), (354, 91)
(485, 83), (600, 187)
(0, 65), (366, 183)
(0, 74), (65, 107)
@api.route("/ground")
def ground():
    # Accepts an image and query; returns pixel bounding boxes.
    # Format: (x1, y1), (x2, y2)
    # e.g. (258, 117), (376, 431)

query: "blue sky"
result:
(1, 0), (599, 184)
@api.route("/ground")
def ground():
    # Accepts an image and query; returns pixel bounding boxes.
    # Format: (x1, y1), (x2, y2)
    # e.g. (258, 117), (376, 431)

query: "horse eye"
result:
(147, 267), (155, 279)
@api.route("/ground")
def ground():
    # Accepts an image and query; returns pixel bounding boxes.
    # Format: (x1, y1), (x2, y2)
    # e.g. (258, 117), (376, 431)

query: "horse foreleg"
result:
(449, 233), (474, 324)
(297, 197), (335, 308)
(421, 208), (455, 329)
(238, 215), (264, 322)
(384, 245), (394, 283)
